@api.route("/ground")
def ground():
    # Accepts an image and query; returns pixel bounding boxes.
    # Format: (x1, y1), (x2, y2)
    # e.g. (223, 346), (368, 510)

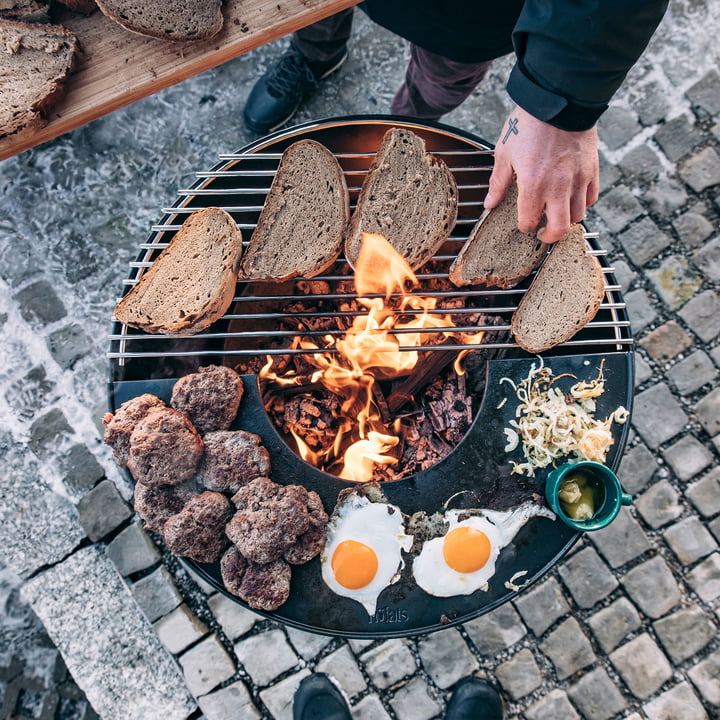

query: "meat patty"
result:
(198, 430), (271, 494)
(220, 546), (291, 611)
(163, 491), (232, 563)
(170, 365), (244, 434)
(226, 476), (309, 564)
(103, 393), (166, 467)
(284, 490), (328, 565)
(133, 480), (198, 533)
(127, 407), (203, 487)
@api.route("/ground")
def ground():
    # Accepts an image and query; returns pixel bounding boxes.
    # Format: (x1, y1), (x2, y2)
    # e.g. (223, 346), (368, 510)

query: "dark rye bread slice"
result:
(240, 139), (349, 282)
(94, 0), (222, 41)
(55, 0), (96, 14)
(0, 19), (79, 140)
(449, 180), (546, 288)
(114, 207), (243, 336)
(0, 0), (49, 22)
(344, 127), (458, 270)
(511, 224), (605, 354)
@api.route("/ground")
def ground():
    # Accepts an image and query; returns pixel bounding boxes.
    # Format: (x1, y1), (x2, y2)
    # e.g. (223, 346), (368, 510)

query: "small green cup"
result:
(545, 461), (632, 532)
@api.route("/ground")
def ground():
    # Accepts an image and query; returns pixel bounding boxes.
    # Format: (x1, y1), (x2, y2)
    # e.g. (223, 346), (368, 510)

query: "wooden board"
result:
(0, 0), (359, 162)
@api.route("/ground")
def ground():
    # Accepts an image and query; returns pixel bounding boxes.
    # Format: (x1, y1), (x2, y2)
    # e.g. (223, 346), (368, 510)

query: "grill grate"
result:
(108, 119), (631, 377)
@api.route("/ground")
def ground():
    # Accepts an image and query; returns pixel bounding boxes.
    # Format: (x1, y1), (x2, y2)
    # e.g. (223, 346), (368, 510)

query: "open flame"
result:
(260, 233), (484, 482)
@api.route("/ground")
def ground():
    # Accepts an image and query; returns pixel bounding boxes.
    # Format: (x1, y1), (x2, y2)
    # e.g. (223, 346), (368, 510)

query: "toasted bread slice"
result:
(0, 19), (79, 141)
(0, 1), (49, 22)
(511, 224), (605, 354)
(240, 139), (349, 282)
(449, 180), (546, 288)
(94, 0), (222, 41)
(344, 127), (458, 270)
(114, 207), (243, 336)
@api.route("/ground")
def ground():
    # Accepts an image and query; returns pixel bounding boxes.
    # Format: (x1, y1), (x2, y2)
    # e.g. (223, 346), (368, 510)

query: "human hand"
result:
(484, 106), (599, 243)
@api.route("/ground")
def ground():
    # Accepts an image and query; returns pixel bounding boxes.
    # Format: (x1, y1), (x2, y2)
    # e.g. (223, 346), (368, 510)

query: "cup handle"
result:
(621, 493), (633, 506)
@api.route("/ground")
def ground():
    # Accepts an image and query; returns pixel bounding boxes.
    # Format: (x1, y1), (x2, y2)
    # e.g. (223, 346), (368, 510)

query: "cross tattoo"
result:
(502, 117), (519, 144)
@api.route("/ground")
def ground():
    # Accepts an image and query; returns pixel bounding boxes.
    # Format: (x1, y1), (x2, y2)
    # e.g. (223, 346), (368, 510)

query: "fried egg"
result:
(412, 501), (554, 597)
(321, 493), (412, 615)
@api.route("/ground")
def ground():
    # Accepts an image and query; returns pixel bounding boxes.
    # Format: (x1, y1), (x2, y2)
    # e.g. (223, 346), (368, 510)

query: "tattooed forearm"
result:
(502, 117), (519, 144)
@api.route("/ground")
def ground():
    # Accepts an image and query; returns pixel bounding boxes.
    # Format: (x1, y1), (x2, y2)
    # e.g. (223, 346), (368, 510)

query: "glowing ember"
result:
(261, 233), (484, 482)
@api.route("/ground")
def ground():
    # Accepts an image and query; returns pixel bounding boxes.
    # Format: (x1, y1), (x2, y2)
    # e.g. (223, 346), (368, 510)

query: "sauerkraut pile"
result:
(501, 360), (629, 477)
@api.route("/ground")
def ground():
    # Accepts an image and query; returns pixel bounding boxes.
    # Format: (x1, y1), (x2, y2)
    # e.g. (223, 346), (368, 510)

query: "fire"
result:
(261, 233), (483, 483)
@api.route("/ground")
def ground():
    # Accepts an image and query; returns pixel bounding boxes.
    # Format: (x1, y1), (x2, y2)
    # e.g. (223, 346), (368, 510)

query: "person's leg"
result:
(391, 44), (493, 120)
(292, 9), (354, 64)
(445, 677), (504, 720)
(292, 673), (351, 720)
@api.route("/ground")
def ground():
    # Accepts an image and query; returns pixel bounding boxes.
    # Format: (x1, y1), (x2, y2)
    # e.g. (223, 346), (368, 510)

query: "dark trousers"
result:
(292, 9), (493, 120)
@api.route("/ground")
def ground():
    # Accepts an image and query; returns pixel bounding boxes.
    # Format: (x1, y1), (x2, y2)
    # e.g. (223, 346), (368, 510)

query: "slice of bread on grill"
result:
(240, 139), (349, 282)
(0, 0), (49, 22)
(94, 0), (223, 41)
(114, 207), (243, 336)
(449, 180), (546, 288)
(511, 224), (605, 354)
(344, 127), (458, 270)
(0, 19), (79, 141)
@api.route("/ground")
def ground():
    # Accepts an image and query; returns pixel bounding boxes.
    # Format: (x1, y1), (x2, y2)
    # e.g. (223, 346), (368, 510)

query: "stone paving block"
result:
(685, 552), (720, 602)
(131, 566), (183, 623)
(197, 679), (261, 720)
(624, 289), (658, 335)
(618, 144), (662, 183)
(663, 434), (714, 481)
(5, 365), (57, 420)
(539, 617), (595, 681)
(593, 186), (645, 234)
(598, 106), (642, 150)
(21, 545), (196, 720)
(598, 151), (621, 188)
(352, 692), (392, 720)
(284, 627), (333, 661)
(589, 507), (650, 568)
(653, 605), (716, 663)
(694, 385), (720, 436)
(686, 467), (720, 517)
(688, 648), (720, 706)
(28, 408), (73, 457)
(207, 593), (256, 641)
(389, 675), (442, 720)
(618, 217), (672, 267)
(106, 520), (161, 576)
(610, 258), (636, 293)
(643, 682), (709, 720)
(693, 235), (720, 282)
(587, 596), (641, 653)
(679, 146), (720, 192)
(663, 515), (718, 565)
(633, 353), (653, 387)
(59, 443), (105, 496)
(77, 479), (133, 542)
(645, 176), (689, 216)
(639, 320), (692, 362)
(621, 555), (681, 618)
(416, 628), (476, 690)
(672, 205), (714, 247)
(495, 647), (541, 699)
(361, 638), (416, 689)
(567, 667), (627, 720)
(512, 576), (569, 637)
(631, 79), (670, 125)
(524, 688), (580, 720)
(687, 68), (720, 115)
(679, 290), (720, 343)
(463, 603), (526, 655)
(557, 546), (618, 609)
(234, 629), (297, 687)
(316, 645), (366, 698)
(635, 480), (683, 529)
(653, 114), (703, 162)
(617, 443), (658, 494)
(47, 323), (94, 370)
(259, 669), (310, 720)
(609, 633), (672, 699)
(667, 350), (718, 394)
(154, 604), (208, 655)
(347, 638), (374, 655)
(13, 280), (67, 326)
(631, 383), (688, 448)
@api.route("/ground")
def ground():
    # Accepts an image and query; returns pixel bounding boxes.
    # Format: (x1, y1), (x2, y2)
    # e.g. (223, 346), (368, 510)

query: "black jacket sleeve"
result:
(507, 0), (669, 131)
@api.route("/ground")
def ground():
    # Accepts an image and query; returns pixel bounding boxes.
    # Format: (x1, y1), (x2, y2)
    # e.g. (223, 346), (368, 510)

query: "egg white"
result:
(321, 494), (412, 615)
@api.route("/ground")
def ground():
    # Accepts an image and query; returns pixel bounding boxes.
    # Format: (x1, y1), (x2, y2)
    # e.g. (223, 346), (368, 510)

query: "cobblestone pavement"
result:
(1, 1), (719, 719)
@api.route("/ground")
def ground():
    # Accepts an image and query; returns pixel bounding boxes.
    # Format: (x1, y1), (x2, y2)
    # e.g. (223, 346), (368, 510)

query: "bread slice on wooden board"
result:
(0, 0), (49, 22)
(114, 207), (243, 336)
(344, 127), (458, 270)
(240, 139), (350, 282)
(55, 0), (96, 14)
(449, 180), (546, 289)
(94, 0), (223, 41)
(0, 19), (79, 140)
(511, 224), (605, 354)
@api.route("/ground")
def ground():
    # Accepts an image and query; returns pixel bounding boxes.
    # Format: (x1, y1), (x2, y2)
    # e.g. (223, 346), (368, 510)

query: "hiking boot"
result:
(446, 677), (504, 720)
(243, 42), (348, 134)
(292, 673), (351, 720)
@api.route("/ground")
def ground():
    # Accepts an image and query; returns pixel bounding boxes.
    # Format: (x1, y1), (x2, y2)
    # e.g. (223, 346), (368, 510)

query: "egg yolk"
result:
(331, 540), (379, 589)
(443, 526), (492, 573)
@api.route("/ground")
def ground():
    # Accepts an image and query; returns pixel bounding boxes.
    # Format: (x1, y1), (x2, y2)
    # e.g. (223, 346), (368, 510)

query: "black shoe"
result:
(446, 677), (504, 720)
(244, 43), (348, 134)
(292, 673), (351, 720)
